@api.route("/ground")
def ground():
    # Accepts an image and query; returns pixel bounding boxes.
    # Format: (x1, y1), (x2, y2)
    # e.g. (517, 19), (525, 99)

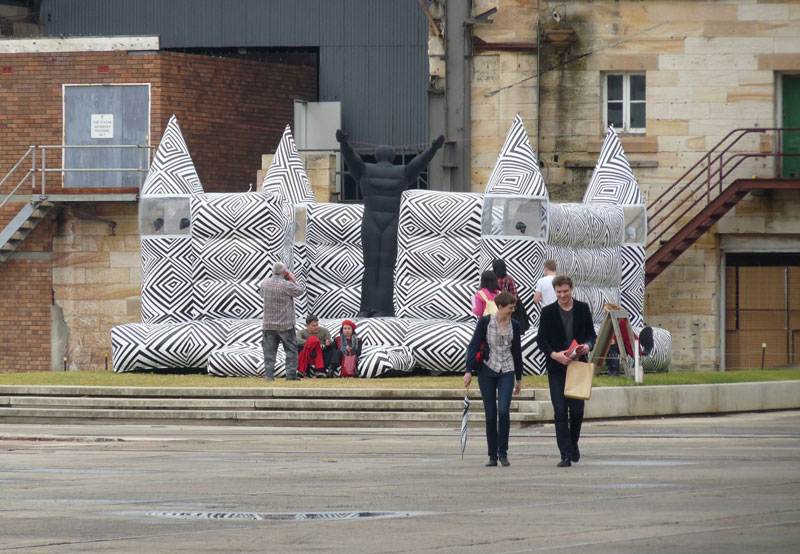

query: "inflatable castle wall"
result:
(111, 115), (671, 377)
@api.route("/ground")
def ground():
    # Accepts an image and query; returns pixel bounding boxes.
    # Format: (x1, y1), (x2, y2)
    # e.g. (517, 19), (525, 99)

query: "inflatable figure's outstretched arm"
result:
(405, 135), (445, 181)
(336, 129), (365, 180)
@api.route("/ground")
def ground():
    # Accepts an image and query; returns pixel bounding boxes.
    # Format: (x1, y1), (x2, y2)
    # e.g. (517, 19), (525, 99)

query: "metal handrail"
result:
(0, 144), (153, 210)
(0, 147), (36, 212)
(645, 127), (800, 250)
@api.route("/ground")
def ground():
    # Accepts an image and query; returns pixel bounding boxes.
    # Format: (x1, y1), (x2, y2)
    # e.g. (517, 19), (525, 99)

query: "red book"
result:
(566, 339), (581, 360)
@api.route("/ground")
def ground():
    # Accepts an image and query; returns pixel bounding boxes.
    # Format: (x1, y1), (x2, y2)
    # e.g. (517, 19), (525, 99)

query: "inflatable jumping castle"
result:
(111, 115), (671, 377)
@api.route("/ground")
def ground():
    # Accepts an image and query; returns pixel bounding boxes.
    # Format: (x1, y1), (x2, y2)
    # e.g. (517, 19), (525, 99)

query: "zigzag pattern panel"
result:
(191, 193), (291, 320)
(572, 287), (621, 325)
(545, 245), (621, 288)
(620, 246), (645, 329)
(398, 190), (482, 238)
(111, 320), (230, 372)
(404, 320), (475, 374)
(260, 124), (315, 204)
(110, 323), (147, 372)
(306, 203), (364, 319)
(140, 237), (195, 323)
(356, 317), (412, 346)
(641, 327), (671, 373)
(480, 237), (545, 328)
(583, 126), (643, 205)
(484, 114), (548, 198)
(548, 203), (625, 248)
(521, 329), (546, 375)
(395, 190), (482, 320)
(207, 344), (288, 378)
(224, 319), (263, 345)
(293, 242), (308, 320)
(359, 345), (416, 378)
(395, 236), (479, 321)
(141, 115), (203, 197)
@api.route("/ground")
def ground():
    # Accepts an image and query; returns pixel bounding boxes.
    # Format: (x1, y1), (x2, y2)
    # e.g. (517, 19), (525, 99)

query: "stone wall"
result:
(467, 0), (800, 369)
(52, 203), (141, 372)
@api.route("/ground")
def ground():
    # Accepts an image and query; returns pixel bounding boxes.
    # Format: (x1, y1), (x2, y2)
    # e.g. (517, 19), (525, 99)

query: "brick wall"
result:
(0, 48), (317, 372)
(158, 53), (317, 193)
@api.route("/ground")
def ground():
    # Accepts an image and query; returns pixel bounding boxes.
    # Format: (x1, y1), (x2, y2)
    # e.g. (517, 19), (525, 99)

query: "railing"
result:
(646, 127), (800, 251)
(0, 144), (153, 212)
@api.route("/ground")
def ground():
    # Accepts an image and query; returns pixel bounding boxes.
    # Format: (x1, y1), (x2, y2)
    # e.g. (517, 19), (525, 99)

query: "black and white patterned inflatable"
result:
(111, 115), (671, 377)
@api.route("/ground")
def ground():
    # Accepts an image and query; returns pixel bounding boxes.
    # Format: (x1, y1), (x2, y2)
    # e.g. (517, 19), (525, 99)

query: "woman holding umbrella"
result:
(464, 291), (523, 467)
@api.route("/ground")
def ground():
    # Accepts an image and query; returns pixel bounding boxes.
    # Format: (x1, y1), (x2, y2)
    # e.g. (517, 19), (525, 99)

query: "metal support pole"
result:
(41, 147), (46, 197)
(30, 147), (36, 190)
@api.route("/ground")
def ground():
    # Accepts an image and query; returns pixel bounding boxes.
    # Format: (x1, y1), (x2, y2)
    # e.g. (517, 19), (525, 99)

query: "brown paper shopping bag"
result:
(564, 361), (594, 400)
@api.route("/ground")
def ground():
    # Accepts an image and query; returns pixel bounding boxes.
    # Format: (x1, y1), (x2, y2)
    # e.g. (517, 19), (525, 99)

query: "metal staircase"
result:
(0, 143), (151, 267)
(645, 127), (800, 285)
(0, 198), (56, 264)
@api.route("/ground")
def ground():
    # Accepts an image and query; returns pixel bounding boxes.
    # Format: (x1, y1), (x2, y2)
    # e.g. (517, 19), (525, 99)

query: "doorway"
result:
(725, 253), (800, 369)
(781, 74), (800, 178)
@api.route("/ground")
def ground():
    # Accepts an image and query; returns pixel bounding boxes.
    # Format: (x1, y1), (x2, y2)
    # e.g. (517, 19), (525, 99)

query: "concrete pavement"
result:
(1, 410), (799, 553)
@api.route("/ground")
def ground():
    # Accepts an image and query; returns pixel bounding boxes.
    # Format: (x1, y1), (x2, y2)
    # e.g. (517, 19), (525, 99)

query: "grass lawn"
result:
(0, 369), (799, 389)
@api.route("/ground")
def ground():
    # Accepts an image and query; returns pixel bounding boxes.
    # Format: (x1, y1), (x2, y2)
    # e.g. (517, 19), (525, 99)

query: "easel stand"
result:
(590, 309), (642, 381)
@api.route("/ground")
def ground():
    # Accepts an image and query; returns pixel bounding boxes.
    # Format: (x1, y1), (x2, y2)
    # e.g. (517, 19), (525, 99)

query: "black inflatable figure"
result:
(336, 129), (445, 317)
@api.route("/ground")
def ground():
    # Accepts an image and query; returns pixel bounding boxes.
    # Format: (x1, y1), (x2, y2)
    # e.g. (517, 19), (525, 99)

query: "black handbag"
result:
(512, 297), (530, 334)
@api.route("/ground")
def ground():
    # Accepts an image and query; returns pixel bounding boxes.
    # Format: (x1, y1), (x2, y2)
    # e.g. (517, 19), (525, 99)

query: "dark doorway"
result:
(781, 75), (800, 178)
(725, 253), (800, 369)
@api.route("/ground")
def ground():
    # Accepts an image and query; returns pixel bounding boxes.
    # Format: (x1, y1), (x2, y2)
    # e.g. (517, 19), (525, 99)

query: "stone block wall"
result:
(467, 0), (800, 369)
(51, 203), (141, 372)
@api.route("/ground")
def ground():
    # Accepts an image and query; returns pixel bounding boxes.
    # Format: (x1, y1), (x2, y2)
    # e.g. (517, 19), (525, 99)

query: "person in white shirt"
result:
(533, 259), (557, 307)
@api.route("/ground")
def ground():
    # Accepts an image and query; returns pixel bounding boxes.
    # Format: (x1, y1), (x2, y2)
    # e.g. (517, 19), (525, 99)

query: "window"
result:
(604, 73), (646, 133)
(481, 196), (547, 240)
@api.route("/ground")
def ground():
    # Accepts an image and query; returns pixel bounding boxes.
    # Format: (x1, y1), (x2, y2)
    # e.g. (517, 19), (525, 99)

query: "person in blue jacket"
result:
(464, 291), (523, 467)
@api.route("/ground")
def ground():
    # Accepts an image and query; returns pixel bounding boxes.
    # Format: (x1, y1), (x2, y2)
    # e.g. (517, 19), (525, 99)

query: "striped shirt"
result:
(484, 315), (514, 374)
(260, 275), (304, 331)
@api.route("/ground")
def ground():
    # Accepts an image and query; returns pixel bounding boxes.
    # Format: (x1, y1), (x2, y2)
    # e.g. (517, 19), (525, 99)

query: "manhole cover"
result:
(145, 510), (428, 521)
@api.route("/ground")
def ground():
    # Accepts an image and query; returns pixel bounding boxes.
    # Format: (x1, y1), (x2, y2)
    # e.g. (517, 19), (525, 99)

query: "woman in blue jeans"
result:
(464, 291), (523, 467)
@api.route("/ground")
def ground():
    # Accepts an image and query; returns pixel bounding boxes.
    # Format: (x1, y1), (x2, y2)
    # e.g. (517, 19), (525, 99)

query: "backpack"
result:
(478, 290), (498, 316)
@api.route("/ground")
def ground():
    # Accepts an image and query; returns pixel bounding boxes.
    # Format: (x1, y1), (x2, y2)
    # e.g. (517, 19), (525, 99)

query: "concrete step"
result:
(0, 407), (542, 427)
(0, 395), (542, 413)
(0, 385), (549, 400)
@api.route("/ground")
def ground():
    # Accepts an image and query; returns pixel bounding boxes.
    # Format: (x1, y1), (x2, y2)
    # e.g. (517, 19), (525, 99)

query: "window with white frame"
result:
(603, 73), (646, 133)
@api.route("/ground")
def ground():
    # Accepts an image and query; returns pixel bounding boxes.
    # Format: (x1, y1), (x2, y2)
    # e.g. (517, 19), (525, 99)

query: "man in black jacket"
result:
(536, 275), (597, 467)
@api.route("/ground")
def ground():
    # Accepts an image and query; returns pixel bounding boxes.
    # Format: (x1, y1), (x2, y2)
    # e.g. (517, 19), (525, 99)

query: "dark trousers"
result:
(547, 365), (584, 460)
(478, 367), (515, 459)
(262, 328), (297, 380)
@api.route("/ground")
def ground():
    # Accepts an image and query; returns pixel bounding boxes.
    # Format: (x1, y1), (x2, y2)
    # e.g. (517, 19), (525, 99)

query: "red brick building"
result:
(0, 36), (317, 372)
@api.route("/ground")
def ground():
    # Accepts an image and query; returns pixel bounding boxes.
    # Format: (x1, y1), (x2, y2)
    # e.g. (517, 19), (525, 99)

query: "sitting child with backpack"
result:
(329, 319), (363, 377)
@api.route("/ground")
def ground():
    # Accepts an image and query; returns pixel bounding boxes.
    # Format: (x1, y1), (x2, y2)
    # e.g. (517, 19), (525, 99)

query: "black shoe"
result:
(485, 458), (498, 467)
(285, 376), (301, 381)
(571, 445), (580, 463)
(499, 456), (510, 467)
(557, 458), (572, 468)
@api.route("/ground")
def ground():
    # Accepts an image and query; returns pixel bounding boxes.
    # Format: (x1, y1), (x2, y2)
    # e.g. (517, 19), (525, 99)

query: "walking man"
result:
(536, 275), (597, 467)
(260, 262), (304, 381)
(533, 259), (557, 306)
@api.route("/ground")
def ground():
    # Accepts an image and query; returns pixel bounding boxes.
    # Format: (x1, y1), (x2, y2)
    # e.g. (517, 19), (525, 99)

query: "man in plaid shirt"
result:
(260, 262), (304, 381)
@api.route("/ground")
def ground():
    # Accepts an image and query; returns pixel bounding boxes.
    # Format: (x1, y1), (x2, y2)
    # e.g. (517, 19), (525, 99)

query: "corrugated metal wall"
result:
(40, 0), (428, 148)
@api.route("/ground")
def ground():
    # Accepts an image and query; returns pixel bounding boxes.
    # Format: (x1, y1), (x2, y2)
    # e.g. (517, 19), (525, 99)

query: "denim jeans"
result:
(477, 367), (515, 459)
(262, 328), (298, 380)
(547, 365), (584, 460)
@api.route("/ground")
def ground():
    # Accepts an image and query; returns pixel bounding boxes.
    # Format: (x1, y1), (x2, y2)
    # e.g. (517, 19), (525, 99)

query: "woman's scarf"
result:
(338, 332), (358, 355)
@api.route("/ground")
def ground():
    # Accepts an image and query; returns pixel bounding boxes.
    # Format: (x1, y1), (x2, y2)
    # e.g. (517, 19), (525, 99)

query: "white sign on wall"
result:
(91, 114), (114, 139)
